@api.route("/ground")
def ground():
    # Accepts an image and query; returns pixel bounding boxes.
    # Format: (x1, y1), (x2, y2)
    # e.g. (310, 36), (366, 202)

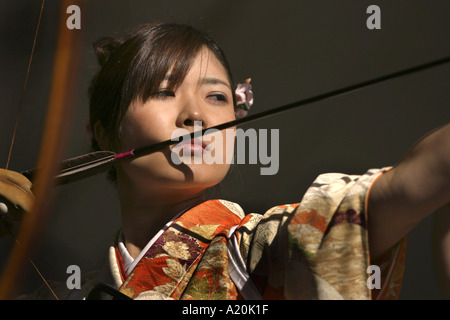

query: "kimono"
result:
(27, 167), (406, 300)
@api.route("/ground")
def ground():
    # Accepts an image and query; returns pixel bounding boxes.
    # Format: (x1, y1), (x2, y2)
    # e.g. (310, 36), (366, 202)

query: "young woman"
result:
(1, 22), (450, 300)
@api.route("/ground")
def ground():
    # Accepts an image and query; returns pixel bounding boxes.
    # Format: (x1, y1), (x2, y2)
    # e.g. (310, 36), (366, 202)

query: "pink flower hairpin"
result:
(235, 78), (253, 119)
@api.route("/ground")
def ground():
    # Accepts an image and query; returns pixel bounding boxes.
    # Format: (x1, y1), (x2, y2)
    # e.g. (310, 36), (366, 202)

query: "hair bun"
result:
(93, 37), (123, 67)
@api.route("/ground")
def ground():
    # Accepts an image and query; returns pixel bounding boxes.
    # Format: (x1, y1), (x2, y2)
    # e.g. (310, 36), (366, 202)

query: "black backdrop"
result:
(1, 0), (449, 299)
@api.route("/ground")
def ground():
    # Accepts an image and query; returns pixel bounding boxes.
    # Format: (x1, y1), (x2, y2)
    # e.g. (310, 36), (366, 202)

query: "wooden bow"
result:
(0, 0), (84, 299)
(0, 2), (449, 300)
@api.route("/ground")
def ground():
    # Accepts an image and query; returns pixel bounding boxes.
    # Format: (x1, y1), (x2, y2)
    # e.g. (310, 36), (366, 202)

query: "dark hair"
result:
(88, 23), (235, 153)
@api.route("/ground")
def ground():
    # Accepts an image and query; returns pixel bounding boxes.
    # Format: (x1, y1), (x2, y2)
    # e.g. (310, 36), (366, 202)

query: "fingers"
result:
(0, 169), (34, 238)
(0, 169), (34, 212)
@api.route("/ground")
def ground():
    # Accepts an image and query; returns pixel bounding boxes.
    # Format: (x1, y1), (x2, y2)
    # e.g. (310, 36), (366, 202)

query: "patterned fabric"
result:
(117, 200), (244, 299)
(107, 167), (406, 300)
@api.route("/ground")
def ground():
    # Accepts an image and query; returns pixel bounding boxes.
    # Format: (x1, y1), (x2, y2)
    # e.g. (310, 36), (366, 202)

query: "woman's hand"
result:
(0, 169), (34, 238)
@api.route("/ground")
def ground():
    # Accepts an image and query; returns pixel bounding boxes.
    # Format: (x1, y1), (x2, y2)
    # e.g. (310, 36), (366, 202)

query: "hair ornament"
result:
(235, 78), (253, 118)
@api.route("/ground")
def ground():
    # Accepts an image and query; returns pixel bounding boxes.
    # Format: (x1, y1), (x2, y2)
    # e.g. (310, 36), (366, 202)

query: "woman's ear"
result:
(93, 121), (109, 151)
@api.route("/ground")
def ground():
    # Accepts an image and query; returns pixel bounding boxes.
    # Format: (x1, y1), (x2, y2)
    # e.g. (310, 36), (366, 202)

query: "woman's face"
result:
(116, 48), (236, 196)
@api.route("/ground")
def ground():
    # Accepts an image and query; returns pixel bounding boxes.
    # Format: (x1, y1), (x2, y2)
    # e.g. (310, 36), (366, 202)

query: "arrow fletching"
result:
(22, 151), (116, 185)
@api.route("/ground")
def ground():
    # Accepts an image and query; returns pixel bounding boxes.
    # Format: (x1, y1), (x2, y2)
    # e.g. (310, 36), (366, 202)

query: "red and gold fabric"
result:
(107, 167), (405, 300)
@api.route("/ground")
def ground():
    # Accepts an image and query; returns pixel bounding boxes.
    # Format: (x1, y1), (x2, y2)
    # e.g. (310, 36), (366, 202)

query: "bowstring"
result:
(5, 0), (46, 170)
(0, 217), (58, 300)
(1, 0), (59, 300)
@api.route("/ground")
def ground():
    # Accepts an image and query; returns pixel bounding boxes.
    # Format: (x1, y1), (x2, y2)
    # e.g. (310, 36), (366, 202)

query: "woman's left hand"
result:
(0, 169), (34, 238)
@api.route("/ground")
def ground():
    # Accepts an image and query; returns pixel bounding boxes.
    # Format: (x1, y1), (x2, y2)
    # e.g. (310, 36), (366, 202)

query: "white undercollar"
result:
(117, 209), (186, 275)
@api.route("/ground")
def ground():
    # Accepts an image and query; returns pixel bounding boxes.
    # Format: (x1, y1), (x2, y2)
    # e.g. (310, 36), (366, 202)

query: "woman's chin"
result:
(171, 162), (228, 187)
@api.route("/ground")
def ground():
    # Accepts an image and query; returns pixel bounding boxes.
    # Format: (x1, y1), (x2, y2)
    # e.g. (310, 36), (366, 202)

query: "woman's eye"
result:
(153, 90), (175, 99)
(208, 94), (228, 104)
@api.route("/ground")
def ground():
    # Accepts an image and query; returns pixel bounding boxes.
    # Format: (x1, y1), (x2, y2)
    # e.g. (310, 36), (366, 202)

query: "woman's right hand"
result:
(0, 169), (34, 238)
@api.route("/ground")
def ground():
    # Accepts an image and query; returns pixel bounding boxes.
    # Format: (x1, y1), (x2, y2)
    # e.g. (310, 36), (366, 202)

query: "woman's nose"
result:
(177, 99), (208, 129)
(183, 118), (198, 127)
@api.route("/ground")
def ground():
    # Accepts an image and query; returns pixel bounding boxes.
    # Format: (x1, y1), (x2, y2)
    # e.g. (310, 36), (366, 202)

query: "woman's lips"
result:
(174, 138), (208, 156)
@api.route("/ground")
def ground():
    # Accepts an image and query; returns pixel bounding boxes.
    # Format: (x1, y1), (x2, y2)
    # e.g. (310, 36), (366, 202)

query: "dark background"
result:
(1, 0), (449, 299)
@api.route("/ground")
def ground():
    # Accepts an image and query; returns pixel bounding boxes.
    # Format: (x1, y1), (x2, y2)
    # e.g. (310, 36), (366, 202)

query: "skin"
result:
(368, 123), (450, 260)
(95, 46), (450, 269)
(95, 48), (236, 258)
(1, 45), (449, 296)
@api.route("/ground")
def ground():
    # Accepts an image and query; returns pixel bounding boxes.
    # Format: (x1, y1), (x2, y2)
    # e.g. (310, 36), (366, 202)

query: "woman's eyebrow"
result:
(161, 75), (230, 89)
(200, 77), (231, 89)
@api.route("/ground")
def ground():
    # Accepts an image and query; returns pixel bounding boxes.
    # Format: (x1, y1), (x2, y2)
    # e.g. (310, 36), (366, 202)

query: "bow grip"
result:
(0, 169), (34, 238)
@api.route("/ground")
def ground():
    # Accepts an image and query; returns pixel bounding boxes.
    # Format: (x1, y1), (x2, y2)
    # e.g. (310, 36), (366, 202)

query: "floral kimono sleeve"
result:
(234, 168), (406, 300)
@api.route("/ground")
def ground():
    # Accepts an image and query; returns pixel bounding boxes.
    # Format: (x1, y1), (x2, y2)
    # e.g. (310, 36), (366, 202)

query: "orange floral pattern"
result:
(107, 168), (405, 300)
(117, 200), (243, 299)
(290, 209), (327, 233)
